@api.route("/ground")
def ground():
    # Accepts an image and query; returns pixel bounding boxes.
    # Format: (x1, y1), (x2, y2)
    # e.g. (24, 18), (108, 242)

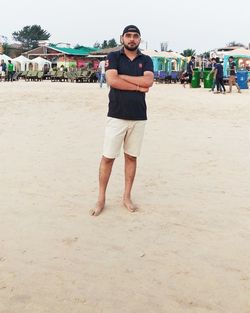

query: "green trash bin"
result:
(191, 68), (200, 88)
(203, 68), (213, 88)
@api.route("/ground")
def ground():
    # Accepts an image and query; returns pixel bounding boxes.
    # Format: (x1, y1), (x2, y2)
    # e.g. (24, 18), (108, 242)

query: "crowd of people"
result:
(180, 55), (242, 93)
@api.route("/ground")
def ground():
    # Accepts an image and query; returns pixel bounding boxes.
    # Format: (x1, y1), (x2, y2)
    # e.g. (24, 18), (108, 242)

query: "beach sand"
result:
(0, 81), (250, 313)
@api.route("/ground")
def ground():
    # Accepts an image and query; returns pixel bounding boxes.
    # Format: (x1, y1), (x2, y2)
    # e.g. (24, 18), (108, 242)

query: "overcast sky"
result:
(1, 0), (250, 53)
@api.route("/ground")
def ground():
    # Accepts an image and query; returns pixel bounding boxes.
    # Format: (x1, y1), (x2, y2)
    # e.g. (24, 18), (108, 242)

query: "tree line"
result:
(1, 24), (246, 57)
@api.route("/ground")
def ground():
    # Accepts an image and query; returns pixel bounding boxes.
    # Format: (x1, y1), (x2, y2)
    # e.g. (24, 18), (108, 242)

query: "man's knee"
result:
(102, 155), (115, 164)
(124, 153), (137, 162)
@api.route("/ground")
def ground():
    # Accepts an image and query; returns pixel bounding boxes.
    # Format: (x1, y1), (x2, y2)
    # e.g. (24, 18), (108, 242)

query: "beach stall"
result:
(143, 50), (185, 82)
(223, 49), (250, 77)
(31, 56), (51, 71)
(0, 53), (12, 63)
(22, 44), (98, 70)
(13, 55), (33, 71)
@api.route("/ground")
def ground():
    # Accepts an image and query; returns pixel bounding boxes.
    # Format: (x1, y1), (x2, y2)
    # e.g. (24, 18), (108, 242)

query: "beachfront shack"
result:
(0, 53), (12, 63)
(32, 57), (52, 71)
(87, 46), (122, 69)
(142, 50), (185, 72)
(223, 49), (250, 77)
(142, 50), (186, 81)
(22, 43), (97, 69)
(12, 55), (33, 71)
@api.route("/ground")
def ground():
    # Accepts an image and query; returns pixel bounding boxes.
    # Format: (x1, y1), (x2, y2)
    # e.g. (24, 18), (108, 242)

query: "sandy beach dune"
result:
(0, 81), (250, 313)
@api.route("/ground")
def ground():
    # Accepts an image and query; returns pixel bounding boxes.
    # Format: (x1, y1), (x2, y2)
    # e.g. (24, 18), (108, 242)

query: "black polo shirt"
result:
(229, 61), (236, 76)
(106, 48), (153, 120)
(187, 60), (194, 74)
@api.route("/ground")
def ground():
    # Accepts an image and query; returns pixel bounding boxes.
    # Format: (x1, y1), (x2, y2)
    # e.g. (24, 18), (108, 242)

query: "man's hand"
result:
(106, 69), (152, 92)
(119, 71), (154, 88)
(138, 86), (149, 93)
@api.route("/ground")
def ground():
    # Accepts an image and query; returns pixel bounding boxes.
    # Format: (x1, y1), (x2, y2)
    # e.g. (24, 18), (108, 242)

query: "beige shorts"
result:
(103, 117), (146, 159)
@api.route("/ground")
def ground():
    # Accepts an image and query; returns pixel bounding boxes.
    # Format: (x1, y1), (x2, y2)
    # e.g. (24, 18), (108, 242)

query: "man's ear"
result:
(120, 35), (124, 45)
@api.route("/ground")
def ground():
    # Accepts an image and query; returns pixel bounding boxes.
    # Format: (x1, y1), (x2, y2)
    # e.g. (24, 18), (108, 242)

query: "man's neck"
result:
(124, 47), (138, 60)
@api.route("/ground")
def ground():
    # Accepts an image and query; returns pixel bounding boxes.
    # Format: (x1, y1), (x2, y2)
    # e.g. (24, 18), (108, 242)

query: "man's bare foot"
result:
(123, 198), (137, 213)
(90, 200), (105, 216)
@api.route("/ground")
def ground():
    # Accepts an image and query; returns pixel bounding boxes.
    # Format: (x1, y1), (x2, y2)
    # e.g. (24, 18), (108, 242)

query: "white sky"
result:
(1, 0), (250, 53)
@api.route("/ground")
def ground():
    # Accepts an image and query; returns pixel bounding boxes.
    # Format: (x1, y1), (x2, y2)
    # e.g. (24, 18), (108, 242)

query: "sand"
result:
(0, 80), (250, 313)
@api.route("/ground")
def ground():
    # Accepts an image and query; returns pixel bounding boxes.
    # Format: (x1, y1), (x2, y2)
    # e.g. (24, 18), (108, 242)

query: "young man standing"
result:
(187, 56), (195, 87)
(210, 58), (225, 94)
(7, 60), (14, 82)
(90, 25), (154, 216)
(1, 59), (7, 81)
(98, 58), (106, 88)
(228, 56), (241, 93)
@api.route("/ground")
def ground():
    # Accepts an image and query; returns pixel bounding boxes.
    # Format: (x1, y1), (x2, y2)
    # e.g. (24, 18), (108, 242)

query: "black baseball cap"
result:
(122, 25), (141, 36)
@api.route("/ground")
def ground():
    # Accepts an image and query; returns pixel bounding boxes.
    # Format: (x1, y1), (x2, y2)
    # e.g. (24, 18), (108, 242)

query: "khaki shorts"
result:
(103, 117), (146, 159)
(229, 75), (236, 85)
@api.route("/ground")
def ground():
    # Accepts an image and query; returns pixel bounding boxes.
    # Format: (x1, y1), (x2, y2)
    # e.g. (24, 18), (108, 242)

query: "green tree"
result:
(93, 41), (101, 49)
(107, 38), (118, 48)
(2, 43), (11, 55)
(201, 51), (210, 59)
(226, 41), (245, 47)
(181, 49), (196, 57)
(101, 40), (108, 49)
(93, 39), (118, 50)
(12, 25), (51, 50)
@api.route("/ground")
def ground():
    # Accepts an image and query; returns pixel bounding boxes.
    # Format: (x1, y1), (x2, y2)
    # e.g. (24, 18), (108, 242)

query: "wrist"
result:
(136, 85), (140, 91)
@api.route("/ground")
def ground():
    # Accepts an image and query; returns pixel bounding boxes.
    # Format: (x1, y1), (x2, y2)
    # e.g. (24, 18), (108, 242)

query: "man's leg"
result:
(228, 76), (233, 92)
(123, 153), (137, 212)
(235, 80), (241, 93)
(100, 73), (104, 88)
(220, 78), (226, 93)
(211, 79), (216, 91)
(90, 156), (115, 216)
(215, 78), (220, 93)
(189, 74), (192, 88)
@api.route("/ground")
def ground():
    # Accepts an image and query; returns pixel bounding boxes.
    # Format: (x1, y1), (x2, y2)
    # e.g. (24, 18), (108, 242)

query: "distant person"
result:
(7, 60), (14, 82)
(209, 58), (217, 92)
(180, 70), (189, 87)
(228, 56), (241, 93)
(206, 59), (212, 69)
(214, 57), (226, 94)
(209, 58), (223, 93)
(1, 59), (7, 81)
(187, 56), (195, 87)
(98, 58), (106, 88)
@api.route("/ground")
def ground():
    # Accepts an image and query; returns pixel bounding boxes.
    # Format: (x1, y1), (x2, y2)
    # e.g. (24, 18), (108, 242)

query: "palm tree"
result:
(181, 49), (196, 57)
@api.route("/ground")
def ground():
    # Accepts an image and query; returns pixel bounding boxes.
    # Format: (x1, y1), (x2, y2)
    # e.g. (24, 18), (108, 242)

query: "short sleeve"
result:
(105, 52), (118, 71)
(144, 56), (154, 73)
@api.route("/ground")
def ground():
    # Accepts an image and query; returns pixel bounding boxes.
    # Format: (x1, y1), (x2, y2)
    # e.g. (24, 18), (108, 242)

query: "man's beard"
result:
(123, 42), (140, 51)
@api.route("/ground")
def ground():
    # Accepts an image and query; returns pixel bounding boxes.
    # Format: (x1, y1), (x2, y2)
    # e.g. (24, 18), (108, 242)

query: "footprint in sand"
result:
(62, 237), (78, 246)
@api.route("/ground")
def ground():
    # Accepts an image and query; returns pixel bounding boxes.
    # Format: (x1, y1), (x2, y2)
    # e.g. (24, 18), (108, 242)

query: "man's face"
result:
(121, 32), (141, 51)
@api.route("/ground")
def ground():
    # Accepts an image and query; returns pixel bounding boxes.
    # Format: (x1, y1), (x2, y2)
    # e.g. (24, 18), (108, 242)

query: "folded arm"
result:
(119, 71), (154, 88)
(106, 69), (152, 92)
